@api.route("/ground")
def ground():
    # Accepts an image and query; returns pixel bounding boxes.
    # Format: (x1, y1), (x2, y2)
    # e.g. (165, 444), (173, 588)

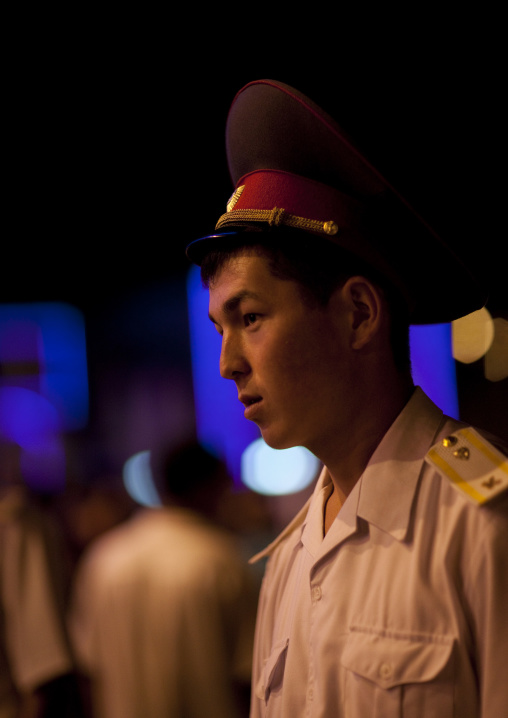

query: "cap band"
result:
(215, 169), (367, 238)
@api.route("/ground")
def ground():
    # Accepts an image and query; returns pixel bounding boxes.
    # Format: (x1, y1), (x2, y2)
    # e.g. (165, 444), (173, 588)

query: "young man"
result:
(186, 80), (508, 717)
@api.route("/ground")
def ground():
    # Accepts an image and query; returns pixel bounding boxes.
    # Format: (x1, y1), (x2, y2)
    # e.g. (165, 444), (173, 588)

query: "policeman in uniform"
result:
(186, 80), (508, 717)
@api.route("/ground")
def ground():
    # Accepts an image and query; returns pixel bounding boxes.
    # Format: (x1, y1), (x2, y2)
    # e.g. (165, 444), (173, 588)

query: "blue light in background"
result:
(0, 387), (61, 444)
(409, 323), (459, 419)
(0, 303), (89, 491)
(187, 266), (459, 494)
(187, 266), (259, 485)
(38, 304), (89, 429)
(0, 303), (89, 429)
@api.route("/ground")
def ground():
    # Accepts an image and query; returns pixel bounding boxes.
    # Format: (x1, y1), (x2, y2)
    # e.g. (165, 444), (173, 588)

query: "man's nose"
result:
(219, 332), (249, 380)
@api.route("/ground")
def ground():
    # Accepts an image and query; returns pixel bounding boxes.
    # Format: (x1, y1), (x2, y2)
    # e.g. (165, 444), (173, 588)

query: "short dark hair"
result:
(200, 228), (411, 373)
(152, 441), (229, 508)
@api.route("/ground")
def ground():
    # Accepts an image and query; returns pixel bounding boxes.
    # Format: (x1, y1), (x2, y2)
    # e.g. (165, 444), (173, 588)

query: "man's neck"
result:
(323, 484), (346, 535)
(321, 380), (414, 532)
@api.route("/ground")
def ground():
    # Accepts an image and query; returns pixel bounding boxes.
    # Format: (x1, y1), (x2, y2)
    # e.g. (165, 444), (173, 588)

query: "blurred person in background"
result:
(0, 440), (82, 718)
(56, 475), (136, 569)
(68, 439), (258, 718)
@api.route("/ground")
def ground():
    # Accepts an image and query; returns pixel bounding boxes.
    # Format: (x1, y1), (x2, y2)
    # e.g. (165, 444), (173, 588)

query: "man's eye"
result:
(245, 314), (258, 326)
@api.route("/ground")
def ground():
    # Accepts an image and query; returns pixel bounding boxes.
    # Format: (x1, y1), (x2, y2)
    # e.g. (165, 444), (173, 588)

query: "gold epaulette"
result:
(426, 427), (508, 505)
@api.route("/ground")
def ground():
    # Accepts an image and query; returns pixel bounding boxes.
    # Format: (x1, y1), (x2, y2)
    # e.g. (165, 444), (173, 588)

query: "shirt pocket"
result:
(255, 637), (289, 707)
(341, 627), (454, 718)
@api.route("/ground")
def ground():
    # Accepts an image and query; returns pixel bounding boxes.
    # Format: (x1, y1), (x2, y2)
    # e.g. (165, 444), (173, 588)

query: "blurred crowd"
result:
(0, 436), (278, 718)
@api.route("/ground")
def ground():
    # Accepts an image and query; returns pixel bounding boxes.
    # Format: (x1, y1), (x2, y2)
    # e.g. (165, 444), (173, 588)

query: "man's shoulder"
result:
(425, 425), (508, 508)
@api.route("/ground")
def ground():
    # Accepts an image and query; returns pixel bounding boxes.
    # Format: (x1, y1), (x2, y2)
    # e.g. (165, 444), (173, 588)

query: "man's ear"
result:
(340, 276), (384, 349)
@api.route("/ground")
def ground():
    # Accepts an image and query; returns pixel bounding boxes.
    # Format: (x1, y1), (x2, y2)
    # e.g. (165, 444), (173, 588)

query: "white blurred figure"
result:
(0, 440), (77, 718)
(69, 440), (257, 718)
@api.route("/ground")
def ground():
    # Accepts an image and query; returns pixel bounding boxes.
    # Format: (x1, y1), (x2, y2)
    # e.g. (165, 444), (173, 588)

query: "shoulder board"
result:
(425, 427), (508, 505)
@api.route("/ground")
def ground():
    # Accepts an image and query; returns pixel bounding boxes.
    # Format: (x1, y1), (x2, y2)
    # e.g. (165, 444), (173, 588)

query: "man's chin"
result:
(260, 429), (300, 452)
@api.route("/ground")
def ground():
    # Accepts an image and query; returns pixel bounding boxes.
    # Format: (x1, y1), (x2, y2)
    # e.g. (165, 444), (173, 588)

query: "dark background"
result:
(5, 33), (505, 311)
(3, 22), (507, 471)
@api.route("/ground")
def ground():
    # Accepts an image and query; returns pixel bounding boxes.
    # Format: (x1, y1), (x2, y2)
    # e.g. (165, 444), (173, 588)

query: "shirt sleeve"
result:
(1, 510), (73, 691)
(463, 499), (508, 717)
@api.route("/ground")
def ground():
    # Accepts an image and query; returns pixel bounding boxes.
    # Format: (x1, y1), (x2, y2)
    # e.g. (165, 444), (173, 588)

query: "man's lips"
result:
(239, 393), (262, 407)
(238, 393), (263, 419)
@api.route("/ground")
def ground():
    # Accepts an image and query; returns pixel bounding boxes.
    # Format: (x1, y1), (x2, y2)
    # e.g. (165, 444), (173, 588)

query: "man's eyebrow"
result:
(208, 290), (261, 324)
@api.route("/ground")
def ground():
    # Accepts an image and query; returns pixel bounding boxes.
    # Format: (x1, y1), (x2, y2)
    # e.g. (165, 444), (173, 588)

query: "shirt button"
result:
(308, 688), (314, 701)
(379, 662), (393, 680)
(311, 586), (322, 601)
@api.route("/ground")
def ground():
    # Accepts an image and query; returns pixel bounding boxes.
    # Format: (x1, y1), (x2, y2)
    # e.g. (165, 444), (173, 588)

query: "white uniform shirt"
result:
(250, 388), (508, 718)
(70, 506), (257, 718)
(0, 490), (73, 718)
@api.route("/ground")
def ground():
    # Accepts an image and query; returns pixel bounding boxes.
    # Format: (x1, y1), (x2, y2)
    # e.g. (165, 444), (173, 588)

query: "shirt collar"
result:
(356, 387), (445, 540)
(249, 493), (313, 563)
(250, 387), (446, 561)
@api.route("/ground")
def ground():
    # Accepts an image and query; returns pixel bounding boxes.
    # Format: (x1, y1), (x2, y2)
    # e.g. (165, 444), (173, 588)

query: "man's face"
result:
(208, 251), (353, 455)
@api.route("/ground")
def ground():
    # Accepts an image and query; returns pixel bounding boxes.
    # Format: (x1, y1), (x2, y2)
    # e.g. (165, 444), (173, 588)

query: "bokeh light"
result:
(452, 308), (495, 364)
(0, 303), (89, 492)
(0, 387), (66, 492)
(241, 439), (321, 495)
(123, 450), (162, 507)
(484, 318), (508, 382)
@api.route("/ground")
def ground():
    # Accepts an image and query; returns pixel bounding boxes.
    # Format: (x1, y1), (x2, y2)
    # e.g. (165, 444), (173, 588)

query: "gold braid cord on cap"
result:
(215, 207), (339, 237)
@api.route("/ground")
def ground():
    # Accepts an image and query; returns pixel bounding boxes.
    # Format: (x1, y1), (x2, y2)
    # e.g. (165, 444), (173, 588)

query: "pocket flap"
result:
(341, 627), (453, 689)
(255, 637), (289, 702)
